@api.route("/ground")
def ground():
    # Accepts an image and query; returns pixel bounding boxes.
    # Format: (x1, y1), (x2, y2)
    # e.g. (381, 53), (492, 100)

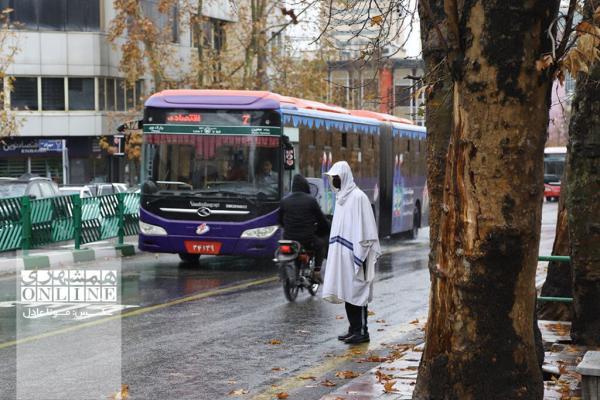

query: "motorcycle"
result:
(273, 240), (321, 302)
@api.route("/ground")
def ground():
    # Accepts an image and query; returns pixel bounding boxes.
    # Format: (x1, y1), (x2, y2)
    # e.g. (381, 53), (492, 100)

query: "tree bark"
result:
(413, 1), (558, 399)
(538, 168), (572, 321)
(566, 38), (600, 345)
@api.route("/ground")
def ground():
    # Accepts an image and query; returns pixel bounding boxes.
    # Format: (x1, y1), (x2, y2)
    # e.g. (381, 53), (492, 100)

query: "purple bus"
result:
(138, 90), (427, 264)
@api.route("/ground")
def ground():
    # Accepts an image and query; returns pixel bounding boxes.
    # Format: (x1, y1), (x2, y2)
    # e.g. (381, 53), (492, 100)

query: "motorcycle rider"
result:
(279, 174), (330, 281)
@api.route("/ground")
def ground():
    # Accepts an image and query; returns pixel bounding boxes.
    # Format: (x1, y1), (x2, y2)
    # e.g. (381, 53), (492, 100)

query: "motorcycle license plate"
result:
(184, 241), (222, 255)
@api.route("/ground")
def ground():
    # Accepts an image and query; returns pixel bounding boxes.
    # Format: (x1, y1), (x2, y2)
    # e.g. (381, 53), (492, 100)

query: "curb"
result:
(0, 243), (137, 277)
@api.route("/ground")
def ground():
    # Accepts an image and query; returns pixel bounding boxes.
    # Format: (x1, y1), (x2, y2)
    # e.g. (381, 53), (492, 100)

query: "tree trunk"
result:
(538, 168), (572, 321)
(413, 1), (558, 399)
(195, 0), (205, 88)
(567, 46), (600, 345)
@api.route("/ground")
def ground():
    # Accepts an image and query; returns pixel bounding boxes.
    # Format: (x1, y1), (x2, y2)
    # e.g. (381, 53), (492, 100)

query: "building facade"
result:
(328, 59), (424, 125)
(0, 0), (235, 184)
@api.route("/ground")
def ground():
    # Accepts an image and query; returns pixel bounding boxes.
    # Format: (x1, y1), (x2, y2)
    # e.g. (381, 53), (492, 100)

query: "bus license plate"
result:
(184, 241), (222, 255)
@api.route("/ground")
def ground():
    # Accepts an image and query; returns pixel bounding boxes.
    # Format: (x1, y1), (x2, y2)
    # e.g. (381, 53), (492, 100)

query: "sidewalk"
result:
(0, 236), (138, 277)
(321, 261), (585, 400)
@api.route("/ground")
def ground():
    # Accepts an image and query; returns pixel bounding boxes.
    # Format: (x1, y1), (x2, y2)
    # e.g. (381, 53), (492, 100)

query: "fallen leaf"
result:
(376, 319), (386, 323)
(409, 319), (419, 324)
(370, 15), (383, 26)
(335, 315), (344, 320)
(335, 370), (359, 379)
(377, 328), (385, 332)
(321, 379), (336, 387)
(368, 310), (376, 316)
(375, 369), (393, 383)
(228, 388), (249, 396)
(271, 367), (285, 372)
(276, 392), (289, 399)
(269, 339), (282, 345)
(112, 384), (129, 400)
(298, 375), (316, 380)
(383, 380), (398, 393)
(365, 356), (389, 363)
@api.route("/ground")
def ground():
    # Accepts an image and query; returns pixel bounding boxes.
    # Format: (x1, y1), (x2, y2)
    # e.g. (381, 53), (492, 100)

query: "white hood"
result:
(325, 161), (357, 205)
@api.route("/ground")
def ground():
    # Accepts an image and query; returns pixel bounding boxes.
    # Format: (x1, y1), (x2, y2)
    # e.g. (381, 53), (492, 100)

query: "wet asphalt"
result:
(0, 203), (558, 400)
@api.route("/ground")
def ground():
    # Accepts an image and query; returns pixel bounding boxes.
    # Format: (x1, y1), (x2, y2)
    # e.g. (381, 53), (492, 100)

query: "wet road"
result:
(0, 203), (558, 400)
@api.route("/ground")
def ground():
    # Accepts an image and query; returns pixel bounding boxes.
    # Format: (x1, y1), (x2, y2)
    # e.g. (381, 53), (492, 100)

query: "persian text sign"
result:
(20, 270), (118, 303)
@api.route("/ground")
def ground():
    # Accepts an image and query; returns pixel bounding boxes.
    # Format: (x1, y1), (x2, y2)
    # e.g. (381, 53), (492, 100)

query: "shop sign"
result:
(0, 139), (63, 155)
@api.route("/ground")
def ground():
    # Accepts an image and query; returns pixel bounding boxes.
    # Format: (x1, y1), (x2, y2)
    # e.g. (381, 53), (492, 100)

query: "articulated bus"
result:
(138, 90), (427, 262)
(543, 146), (567, 202)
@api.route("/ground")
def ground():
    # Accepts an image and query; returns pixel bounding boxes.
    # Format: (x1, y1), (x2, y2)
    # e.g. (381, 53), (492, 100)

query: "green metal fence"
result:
(0, 193), (140, 253)
(537, 255), (573, 303)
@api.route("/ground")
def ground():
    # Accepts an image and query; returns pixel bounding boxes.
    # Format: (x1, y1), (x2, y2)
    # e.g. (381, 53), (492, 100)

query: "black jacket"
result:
(279, 175), (330, 242)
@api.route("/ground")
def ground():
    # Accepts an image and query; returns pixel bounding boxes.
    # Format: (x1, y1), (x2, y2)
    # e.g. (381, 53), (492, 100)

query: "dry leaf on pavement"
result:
(228, 388), (249, 396)
(276, 392), (289, 399)
(335, 315), (344, 320)
(272, 367), (285, 372)
(112, 384), (129, 400)
(335, 370), (359, 379)
(298, 375), (316, 380)
(368, 310), (376, 316)
(409, 319), (419, 324)
(376, 319), (386, 323)
(321, 379), (337, 387)
(269, 339), (282, 345)
(383, 380), (398, 393)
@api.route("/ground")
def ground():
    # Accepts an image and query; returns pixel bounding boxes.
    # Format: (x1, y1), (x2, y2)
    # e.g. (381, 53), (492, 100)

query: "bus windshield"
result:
(144, 134), (281, 200)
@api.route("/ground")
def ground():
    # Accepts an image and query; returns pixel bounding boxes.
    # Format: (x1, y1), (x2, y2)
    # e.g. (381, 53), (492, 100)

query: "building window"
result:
(98, 78), (106, 111)
(107, 79), (116, 111)
(142, 0), (179, 43)
(41, 78), (65, 110)
(68, 78), (94, 110)
(6, 0), (100, 32)
(11, 77), (38, 110)
(116, 79), (125, 111)
(38, 0), (65, 30)
(395, 85), (411, 107)
(126, 84), (134, 110)
(66, 0), (100, 31)
(135, 80), (144, 107)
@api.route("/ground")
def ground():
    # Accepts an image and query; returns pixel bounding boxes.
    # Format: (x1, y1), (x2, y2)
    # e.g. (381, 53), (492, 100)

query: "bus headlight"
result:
(139, 221), (168, 236)
(240, 225), (279, 239)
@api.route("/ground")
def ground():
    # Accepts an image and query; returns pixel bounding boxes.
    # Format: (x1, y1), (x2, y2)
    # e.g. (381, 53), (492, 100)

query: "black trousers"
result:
(345, 302), (368, 335)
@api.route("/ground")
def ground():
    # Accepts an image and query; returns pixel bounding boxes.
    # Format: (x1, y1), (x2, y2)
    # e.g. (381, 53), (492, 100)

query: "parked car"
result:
(59, 183), (128, 198)
(0, 174), (59, 199)
(58, 185), (95, 198)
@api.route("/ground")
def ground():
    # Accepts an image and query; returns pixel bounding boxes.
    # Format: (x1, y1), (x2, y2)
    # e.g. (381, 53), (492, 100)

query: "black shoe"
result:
(337, 331), (353, 341)
(344, 333), (370, 344)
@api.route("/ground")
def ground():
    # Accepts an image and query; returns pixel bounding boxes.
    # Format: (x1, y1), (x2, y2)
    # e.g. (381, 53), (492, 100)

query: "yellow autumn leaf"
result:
(269, 339), (282, 345)
(370, 15), (384, 26)
(335, 370), (359, 379)
(383, 380), (398, 393)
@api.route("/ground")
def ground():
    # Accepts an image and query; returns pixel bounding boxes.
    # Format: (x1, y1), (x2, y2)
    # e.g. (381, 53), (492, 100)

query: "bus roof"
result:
(145, 89), (416, 127)
(544, 146), (567, 154)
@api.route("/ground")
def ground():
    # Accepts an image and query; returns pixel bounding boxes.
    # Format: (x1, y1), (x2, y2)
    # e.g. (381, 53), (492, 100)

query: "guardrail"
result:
(0, 193), (140, 253)
(537, 255), (573, 303)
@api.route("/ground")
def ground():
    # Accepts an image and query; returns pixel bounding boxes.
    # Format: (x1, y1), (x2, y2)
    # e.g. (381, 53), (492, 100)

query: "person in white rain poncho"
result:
(322, 161), (381, 344)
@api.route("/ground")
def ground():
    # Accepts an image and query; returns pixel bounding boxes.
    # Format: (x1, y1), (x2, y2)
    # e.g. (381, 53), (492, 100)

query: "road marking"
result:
(0, 276), (279, 350)
(250, 322), (421, 400)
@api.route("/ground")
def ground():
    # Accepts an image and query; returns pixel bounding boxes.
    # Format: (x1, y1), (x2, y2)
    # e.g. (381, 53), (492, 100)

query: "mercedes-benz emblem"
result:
(197, 207), (211, 217)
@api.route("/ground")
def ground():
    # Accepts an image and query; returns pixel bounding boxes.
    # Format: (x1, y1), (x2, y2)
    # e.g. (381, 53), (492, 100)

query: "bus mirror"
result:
(284, 147), (295, 170)
(282, 135), (295, 170)
(141, 180), (158, 195)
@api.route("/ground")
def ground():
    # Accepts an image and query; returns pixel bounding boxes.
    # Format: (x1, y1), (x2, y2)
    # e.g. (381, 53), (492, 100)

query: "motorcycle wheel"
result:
(308, 282), (320, 296)
(283, 278), (299, 302)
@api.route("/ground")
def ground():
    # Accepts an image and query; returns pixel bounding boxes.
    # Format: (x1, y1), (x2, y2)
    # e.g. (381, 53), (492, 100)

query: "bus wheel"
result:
(409, 207), (420, 239)
(179, 253), (200, 265)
